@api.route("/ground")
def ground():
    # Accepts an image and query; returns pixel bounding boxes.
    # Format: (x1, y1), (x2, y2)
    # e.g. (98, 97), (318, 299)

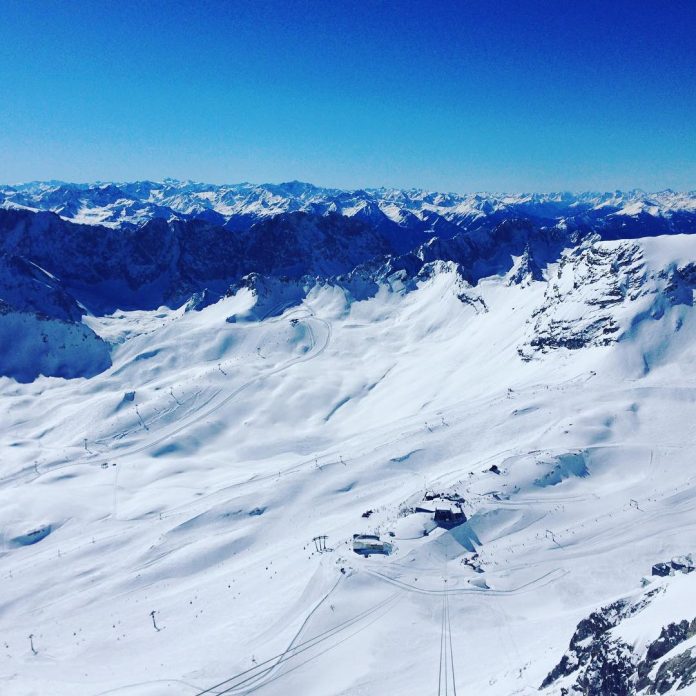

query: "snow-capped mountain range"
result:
(1, 183), (695, 383)
(2, 181), (696, 695)
(2, 180), (696, 233)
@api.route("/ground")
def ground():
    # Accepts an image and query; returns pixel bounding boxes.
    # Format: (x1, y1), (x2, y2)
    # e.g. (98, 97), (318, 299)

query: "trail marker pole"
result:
(545, 529), (562, 548)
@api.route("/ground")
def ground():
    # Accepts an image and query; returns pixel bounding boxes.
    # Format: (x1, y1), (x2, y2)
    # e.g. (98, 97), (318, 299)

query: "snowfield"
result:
(2, 208), (696, 693)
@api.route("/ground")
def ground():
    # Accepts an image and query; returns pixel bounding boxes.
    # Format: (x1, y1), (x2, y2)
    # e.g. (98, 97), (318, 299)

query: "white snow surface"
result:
(2, 234), (696, 694)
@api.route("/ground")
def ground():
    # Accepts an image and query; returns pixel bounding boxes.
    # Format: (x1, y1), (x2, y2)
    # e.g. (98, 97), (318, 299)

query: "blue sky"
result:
(1, 0), (694, 192)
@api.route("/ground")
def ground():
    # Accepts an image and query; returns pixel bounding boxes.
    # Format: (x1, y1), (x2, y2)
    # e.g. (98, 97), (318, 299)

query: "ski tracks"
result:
(191, 589), (401, 695)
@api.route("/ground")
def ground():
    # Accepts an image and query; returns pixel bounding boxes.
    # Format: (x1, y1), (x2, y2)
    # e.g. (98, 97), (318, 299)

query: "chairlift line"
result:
(437, 591), (445, 696)
(447, 590), (458, 696)
(443, 589), (449, 696)
(437, 585), (457, 696)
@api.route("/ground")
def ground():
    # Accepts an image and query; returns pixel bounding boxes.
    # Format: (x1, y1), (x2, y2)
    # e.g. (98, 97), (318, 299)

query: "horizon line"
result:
(2, 179), (694, 198)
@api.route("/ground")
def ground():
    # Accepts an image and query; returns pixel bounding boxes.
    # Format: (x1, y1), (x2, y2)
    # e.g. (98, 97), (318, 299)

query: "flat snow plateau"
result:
(2, 235), (696, 695)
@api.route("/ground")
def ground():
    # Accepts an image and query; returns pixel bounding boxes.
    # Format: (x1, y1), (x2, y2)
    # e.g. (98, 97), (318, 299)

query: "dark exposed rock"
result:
(522, 241), (646, 355)
(650, 648), (696, 693)
(542, 583), (696, 696)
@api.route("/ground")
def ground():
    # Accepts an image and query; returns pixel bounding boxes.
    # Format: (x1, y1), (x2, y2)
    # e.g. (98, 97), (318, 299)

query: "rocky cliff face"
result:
(520, 240), (646, 355)
(541, 572), (696, 695)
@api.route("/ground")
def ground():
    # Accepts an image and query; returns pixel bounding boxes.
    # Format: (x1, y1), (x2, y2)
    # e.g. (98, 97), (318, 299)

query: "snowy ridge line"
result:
(4, 190), (696, 385)
(191, 590), (401, 696)
(2, 180), (695, 232)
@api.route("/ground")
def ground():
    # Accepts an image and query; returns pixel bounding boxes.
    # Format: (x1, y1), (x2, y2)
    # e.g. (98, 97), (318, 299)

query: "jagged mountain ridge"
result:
(2, 188), (696, 383)
(3, 186), (696, 315)
(0, 208), (402, 315)
(2, 180), (695, 235)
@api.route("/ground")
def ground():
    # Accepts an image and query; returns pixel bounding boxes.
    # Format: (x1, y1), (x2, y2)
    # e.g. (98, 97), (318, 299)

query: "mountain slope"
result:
(1, 188), (696, 694)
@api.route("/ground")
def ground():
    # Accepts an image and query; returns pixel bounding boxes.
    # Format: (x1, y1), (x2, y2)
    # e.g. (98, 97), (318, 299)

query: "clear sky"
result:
(1, 0), (694, 192)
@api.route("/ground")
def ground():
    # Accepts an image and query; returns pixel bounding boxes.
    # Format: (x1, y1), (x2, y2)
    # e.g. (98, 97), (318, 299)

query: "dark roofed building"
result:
(434, 507), (466, 529)
(651, 562), (673, 577)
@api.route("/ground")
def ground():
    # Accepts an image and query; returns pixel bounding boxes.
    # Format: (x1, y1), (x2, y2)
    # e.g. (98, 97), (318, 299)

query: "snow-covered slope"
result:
(1, 193), (696, 694)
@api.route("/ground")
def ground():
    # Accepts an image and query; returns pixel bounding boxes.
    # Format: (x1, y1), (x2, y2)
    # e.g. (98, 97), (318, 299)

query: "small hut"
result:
(352, 534), (392, 556)
(651, 562), (672, 577)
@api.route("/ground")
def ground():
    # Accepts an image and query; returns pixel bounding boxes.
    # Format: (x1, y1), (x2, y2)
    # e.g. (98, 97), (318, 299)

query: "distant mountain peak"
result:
(3, 181), (693, 233)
